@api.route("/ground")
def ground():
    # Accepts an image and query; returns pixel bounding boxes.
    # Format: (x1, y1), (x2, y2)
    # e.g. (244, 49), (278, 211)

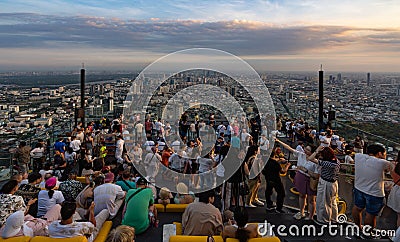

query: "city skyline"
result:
(1, 0), (400, 72)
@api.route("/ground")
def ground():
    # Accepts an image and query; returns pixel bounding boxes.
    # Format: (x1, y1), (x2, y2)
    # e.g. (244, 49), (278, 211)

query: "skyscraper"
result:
(367, 72), (371, 86)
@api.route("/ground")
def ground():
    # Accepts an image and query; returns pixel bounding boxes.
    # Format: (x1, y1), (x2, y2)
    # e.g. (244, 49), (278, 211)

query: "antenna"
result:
(82, 63), (85, 69)
(320, 64), (323, 71)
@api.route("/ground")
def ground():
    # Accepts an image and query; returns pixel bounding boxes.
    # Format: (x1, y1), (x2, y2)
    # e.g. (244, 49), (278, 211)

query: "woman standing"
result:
(308, 146), (340, 224)
(275, 138), (319, 220)
(387, 151), (400, 227)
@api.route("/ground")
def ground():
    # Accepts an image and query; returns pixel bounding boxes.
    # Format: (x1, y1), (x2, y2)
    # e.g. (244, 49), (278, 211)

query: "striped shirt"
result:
(318, 159), (340, 182)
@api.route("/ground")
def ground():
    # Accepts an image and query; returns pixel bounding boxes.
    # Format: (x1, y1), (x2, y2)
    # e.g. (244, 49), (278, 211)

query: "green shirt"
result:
(122, 188), (154, 234)
(115, 180), (136, 192)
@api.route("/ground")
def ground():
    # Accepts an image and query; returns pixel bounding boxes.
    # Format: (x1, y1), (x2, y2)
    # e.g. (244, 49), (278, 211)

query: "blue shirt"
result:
(54, 141), (66, 153)
(116, 180), (136, 191)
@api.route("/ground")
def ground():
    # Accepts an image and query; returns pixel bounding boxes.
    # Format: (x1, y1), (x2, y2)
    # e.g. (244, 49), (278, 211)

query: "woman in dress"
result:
(275, 138), (319, 220)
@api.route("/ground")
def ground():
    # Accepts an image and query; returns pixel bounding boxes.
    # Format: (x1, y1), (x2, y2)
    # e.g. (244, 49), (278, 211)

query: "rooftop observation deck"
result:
(0, 116), (398, 242)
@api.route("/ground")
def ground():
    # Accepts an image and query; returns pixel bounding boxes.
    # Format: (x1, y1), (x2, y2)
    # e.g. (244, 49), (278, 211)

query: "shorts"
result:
(353, 188), (384, 216)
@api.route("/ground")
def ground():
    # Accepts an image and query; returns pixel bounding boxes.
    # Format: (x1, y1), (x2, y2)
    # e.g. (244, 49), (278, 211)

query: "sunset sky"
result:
(1, 0), (400, 72)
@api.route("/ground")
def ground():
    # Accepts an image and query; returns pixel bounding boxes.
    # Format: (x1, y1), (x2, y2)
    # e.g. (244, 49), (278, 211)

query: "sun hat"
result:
(2, 211), (24, 238)
(176, 182), (189, 194)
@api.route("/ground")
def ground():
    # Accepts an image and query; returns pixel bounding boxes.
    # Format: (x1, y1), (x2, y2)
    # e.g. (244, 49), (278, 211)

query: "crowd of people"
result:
(1, 112), (400, 242)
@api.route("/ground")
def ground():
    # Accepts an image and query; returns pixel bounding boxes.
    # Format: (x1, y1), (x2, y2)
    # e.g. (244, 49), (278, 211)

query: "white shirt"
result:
(115, 139), (124, 158)
(354, 153), (391, 197)
(144, 140), (155, 152)
(70, 140), (81, 152)
(259, 137), (270, 151)
(93, 183), (125, 217)
(135, 123), (143, 133)
(49, 221), (96, 242)
(294, 150), (319, 176)
(37, 190), (65, 217)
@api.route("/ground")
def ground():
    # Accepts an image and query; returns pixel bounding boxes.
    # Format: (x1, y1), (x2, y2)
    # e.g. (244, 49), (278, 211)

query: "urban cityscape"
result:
(1, 0), (400, 242)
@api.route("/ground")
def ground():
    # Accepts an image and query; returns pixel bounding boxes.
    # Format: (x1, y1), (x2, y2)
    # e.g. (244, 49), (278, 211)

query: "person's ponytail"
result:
(48, 189), (54, 199)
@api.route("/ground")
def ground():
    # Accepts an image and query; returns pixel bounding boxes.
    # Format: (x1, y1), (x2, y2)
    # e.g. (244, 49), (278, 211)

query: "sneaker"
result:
(266, 203), (277, 211)
(254, 199), (265, 206)
(194, 185), (201, 190)
(245, 203), (257, 208)
(276, 209), (286, 214)
(293, 212), (306, 220)
(304, 216), (312, 221)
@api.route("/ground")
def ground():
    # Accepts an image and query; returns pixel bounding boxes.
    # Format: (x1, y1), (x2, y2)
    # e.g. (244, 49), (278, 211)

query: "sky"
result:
(1, 0), (400, 72)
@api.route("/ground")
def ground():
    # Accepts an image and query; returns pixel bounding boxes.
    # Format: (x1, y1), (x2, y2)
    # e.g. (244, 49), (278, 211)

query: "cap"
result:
(136, 177), (148, 186)
(104, 172), (114, 183)
(2, 211), (24, 238)
(45, 177), (57, 188)
(176, 182), (188, 194)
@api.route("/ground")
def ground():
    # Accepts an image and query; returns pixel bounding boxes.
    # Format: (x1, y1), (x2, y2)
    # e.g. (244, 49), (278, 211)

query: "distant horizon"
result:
(1, 68), (400, 75)
(1, 1), (400, 72)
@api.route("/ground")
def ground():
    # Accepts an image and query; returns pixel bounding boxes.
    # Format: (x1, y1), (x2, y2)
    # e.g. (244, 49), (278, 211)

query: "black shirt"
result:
(263, 158), (283, 182)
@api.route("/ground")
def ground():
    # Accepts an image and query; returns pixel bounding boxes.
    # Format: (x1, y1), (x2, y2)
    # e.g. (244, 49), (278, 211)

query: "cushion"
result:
(93, 221), (113, 242)
(173, 222), (182, 235)
(165, 204), (188, 213)
(0, 236), (31, 242)
(155, 204), (166, 213)
(31, 236), (88, 242)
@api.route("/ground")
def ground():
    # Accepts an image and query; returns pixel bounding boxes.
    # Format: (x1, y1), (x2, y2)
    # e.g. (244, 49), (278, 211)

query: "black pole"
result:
(318, 65), (324, 131)
(80, 64), (85, 128)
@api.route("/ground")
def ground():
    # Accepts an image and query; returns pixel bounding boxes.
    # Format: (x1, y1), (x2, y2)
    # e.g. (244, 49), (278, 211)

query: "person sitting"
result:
(116, 170), (136, 192)
(59, 171), (84, 201)
(122, 177), (157, 235)
(48, 201), (96, 241)
(0, 180), (36, 226)
(174, 182), (195, 204)
(157, 187), (173, 205)
(15, 172), (42, 217)
(105, 225), (135, 242)
(222, 207), (258, 242)
(37, 177), (65, 217)
(93, 172), (125, 219)
(182, 190), (223, 236)
(39, 173), (61, 189)
(0, 210), (48, 238)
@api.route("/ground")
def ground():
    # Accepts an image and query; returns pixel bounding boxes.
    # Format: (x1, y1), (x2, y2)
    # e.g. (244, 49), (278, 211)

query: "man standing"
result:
(115, 135), (124, 164)
(182, 190), (223, 236)
(15, 141), (31, 174)
(352, 144), (392, 231)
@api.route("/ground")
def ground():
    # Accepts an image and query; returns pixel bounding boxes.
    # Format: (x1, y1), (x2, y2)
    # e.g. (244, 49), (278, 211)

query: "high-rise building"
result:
(367, 73), (371, 86)
(337, 73), (342, 82)
(108, 98), (114, 112)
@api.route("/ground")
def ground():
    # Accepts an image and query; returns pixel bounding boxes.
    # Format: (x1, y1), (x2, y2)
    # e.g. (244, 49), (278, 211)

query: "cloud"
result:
(1, 13), (400, 71)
